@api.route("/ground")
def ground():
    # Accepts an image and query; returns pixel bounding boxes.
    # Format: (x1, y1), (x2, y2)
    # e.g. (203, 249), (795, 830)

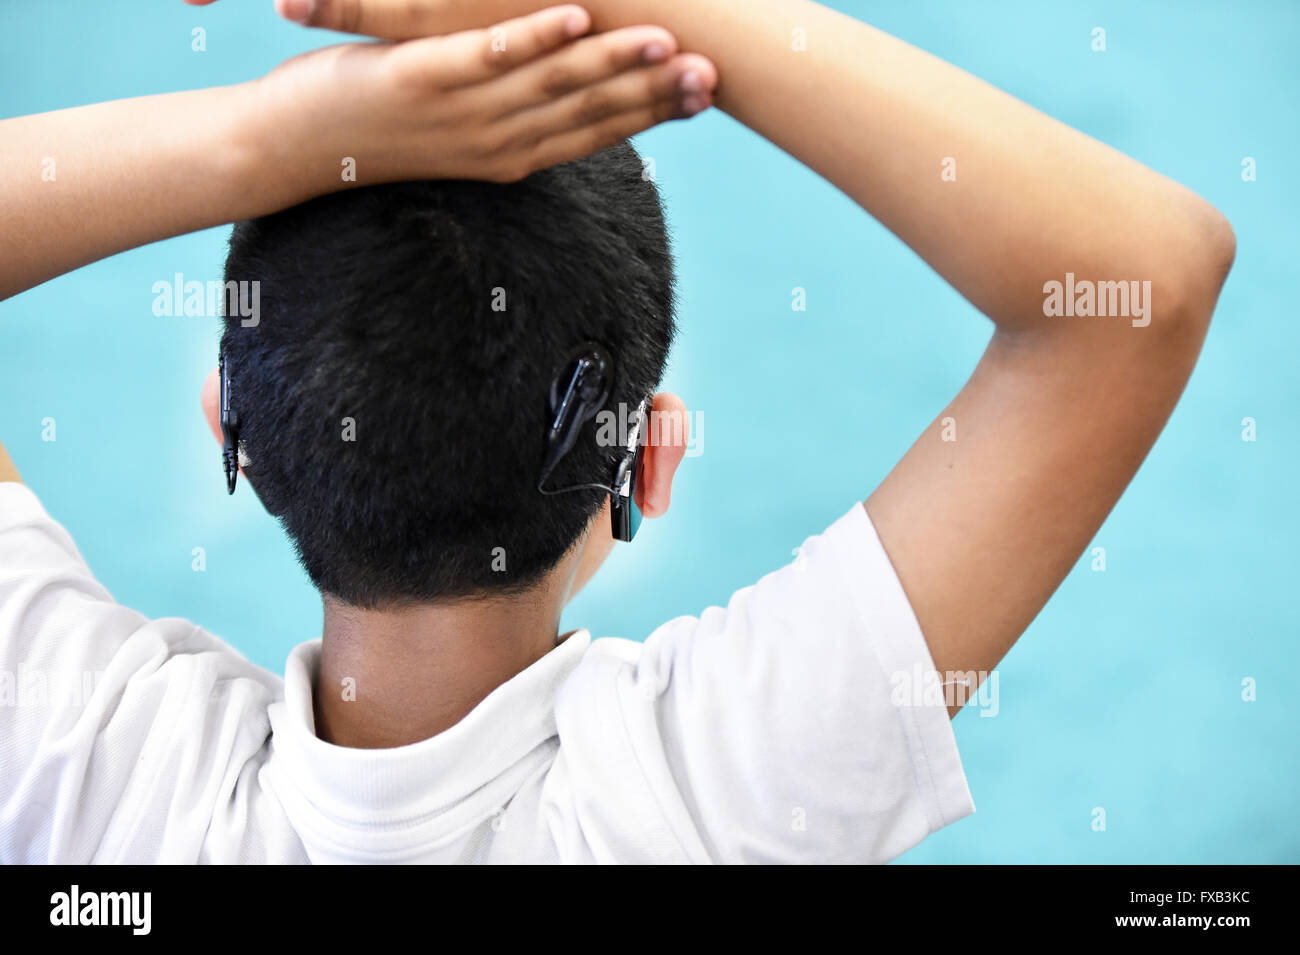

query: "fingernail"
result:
(680, 93), (709, 116)
(278, 0), (315, 23)
(642, 42), (669, 64)
(678, 70), (704, 93)
(564, 12), (588, 37)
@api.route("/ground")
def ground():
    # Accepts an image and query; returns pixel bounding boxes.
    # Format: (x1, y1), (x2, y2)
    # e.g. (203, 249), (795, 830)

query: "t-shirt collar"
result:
(266, 629), (592, 826)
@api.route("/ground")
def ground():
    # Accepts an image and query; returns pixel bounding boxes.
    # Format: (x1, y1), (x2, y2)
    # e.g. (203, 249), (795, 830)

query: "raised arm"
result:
(0, 6), (715, 301)
(616, 0), (1235, 711)
(307, 0), (1234, 713)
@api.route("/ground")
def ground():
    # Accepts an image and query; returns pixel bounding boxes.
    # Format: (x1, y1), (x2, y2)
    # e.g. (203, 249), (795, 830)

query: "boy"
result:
(0, 0), (1234, 863)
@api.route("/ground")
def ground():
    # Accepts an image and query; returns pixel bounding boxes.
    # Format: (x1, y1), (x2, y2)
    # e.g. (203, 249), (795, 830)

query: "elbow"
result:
(1209, 207), (1238, 277)
(1153, 199), (1235, 339)
(1190, 200), (1237, 306)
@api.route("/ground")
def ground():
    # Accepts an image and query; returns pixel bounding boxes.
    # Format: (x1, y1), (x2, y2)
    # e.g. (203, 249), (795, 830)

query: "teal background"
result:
(0, 1), (1294, 863)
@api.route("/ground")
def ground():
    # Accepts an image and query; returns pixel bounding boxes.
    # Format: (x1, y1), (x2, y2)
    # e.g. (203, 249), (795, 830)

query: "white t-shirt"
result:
(0, 482), (973, 863)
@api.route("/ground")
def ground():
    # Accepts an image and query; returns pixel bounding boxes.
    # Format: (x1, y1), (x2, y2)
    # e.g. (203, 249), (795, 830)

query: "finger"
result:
(479, 25), (680, 117)
(502, 52), (715, 141)
(524, 91), (713, 175)
(391, 5), (593, 88)
(280, 0), (495, 37)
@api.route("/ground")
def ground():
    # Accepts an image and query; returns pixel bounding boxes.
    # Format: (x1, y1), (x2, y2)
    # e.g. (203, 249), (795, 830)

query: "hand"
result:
(266, 0), (556, 38)
(182, 0), (588, 39)
(251, 5), (715, 186)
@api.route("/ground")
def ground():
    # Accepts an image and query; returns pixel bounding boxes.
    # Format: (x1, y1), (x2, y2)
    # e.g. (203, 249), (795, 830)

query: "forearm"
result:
(0, 83), (309, 301)
(589, 0), (1231, 329)
(1, 10), (721, 303)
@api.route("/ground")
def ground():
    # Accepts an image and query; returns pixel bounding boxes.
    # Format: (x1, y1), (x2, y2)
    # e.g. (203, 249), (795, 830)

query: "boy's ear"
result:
(201, 367), (222, 446)
(636, 391), (690, 520)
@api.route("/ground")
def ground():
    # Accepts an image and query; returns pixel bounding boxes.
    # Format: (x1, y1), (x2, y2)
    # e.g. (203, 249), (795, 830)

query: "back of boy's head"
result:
(221, 143), (675, 608)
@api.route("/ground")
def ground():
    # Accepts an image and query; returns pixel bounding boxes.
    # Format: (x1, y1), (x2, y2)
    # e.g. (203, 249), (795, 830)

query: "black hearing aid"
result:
(219, 351), (240, 495)
(538, 343), (613, 491)
(608, 397), (647, 542)
(538, 343), (647, 542)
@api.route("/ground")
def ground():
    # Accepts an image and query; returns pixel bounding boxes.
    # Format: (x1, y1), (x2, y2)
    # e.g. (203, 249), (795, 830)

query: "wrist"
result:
(222, 76), (334, 219)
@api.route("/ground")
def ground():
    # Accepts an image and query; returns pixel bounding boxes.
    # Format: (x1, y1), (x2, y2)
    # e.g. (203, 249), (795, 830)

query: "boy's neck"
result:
(314, 587), (568, 749)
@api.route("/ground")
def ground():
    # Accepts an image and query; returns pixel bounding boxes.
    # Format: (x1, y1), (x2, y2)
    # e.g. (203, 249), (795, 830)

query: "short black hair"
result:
(221, 143), (675, 607)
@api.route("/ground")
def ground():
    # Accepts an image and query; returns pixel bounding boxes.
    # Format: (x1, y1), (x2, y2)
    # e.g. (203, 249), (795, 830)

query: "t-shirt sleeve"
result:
(556, 502), (974, 864)
(0, 482), (287, 862)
